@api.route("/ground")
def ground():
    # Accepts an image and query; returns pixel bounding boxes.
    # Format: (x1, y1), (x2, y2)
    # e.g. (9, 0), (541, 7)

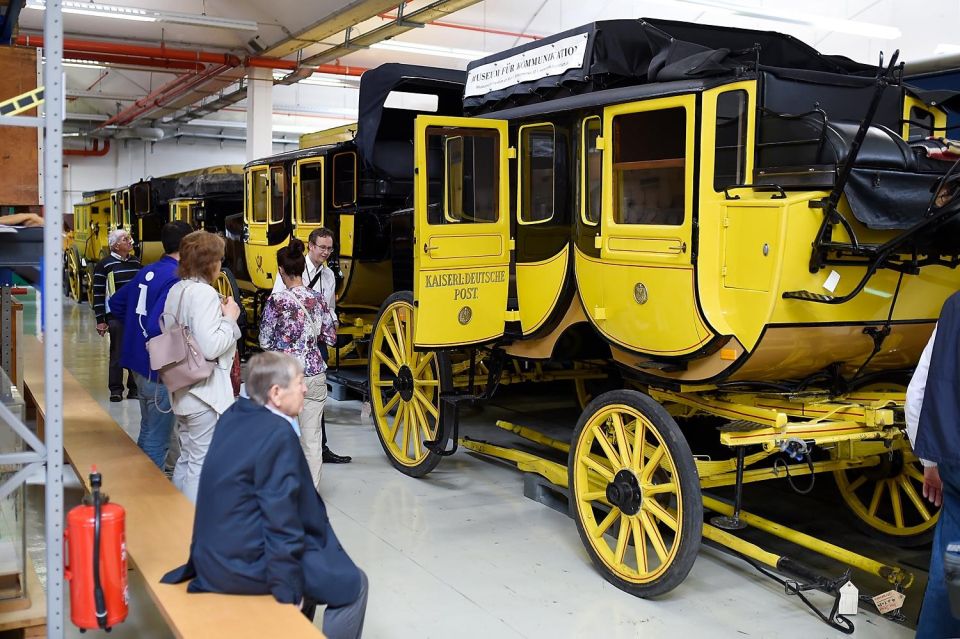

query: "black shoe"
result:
(322, 448), (352, 464)
(109, 393), (122, 402)
(126, 391), (139, 400)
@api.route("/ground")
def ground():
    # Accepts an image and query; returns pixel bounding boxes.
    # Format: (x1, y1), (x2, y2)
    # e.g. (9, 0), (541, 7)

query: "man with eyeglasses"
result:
(272, 227), (351, 464)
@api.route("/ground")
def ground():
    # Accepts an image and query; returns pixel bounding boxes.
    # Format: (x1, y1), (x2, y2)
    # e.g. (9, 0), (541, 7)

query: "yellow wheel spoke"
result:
(846, 473), (867, 494)
(905, 465), (926, 483)
(413, 389), (439, 420)
(640, 511), (668, 562)
(373, 380), (394, 388)
(643, 499), (678, 532)
(630, 516), (648, 575)
(380, 392), (401, 417)
(581, 454), (615, 482)
(402, 308), (413, 362)
(591, 424), (622, 470)
(381, 327), (404, 367)
(867, 479), (886, 518)
(642, 481), (677, 497)
(400, 404), (411, 459)
(888, 479), (904, 529)
(898, 475), (933, 522)
(581, 490), (607, 502)
(411, 408), (423, 459)
(414, 351), (435, 376)
(386, 407), (402, 442)
(612, 413), (631, 467)
(411, 395), (433, 445)
(593, 507), (621, 539)
(631, 418), (646, 472)
(391, 309), (407, 364)
(415, 379), (440, 387)
(614, 515), (630, 565)
(374, 349), (400, 375)
(641, 445), (666, 483)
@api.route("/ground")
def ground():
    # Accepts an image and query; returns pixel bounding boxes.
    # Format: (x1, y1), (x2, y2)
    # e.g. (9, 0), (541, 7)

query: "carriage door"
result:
(596, 94), (714, 356)
(292, 157), (324, 244)
(413, 116), (511, 347)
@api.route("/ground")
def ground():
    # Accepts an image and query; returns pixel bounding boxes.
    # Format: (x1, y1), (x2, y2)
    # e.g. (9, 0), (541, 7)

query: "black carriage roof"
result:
(243, 143), (341, 170)
(80, 188), (112, 198)
(464, 18), (878, 114)
(175, 172), (244, 199)
(355, 63), (465, 167)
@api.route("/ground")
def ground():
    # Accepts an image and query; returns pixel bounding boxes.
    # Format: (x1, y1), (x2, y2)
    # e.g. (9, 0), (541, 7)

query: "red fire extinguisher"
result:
(65, 467), (128, 631)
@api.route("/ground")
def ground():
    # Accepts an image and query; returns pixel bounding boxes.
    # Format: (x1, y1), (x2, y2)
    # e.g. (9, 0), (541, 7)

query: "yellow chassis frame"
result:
(459, 386), (916, 590)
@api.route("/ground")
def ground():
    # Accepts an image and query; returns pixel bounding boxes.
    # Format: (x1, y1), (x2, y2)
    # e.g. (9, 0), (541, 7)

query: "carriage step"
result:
(782, 289), (835, 302)
(719, 419), (767, 433)
(523, 473), (570, 518)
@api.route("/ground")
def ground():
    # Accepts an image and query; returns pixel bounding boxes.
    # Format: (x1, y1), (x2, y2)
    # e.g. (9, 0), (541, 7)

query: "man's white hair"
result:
(246, 351), (303, 406)
(108, 228), (129, 250)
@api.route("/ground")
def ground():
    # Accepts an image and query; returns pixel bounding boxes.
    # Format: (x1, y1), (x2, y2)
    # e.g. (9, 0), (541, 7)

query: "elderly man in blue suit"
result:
(162, 351), (368, 638)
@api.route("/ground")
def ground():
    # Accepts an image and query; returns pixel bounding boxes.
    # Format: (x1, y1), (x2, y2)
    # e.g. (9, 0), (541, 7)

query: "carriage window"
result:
(132, 184), (150, 216)
(909, 106), (934, 142)
(613, 108), (685, 226)
(519, 124), (555, 224)
(270, 167), (285, 224)
(582, 117), (602, 225)
(121, 191), (131, 226)
(332, 152), (357, 208)
(299, 161), (323, 224)
(714, 91), (748, 191)
(250, 169), (268, 223)
(426, 127), (499, 224)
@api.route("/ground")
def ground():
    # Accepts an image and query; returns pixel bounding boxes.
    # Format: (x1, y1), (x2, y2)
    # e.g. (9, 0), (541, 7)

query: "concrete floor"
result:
(17, 295), (927, 638)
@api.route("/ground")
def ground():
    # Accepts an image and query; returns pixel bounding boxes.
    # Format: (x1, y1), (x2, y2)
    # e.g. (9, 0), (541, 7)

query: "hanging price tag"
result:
(838, 582), (859, 616)
(872, 590), (906, 615)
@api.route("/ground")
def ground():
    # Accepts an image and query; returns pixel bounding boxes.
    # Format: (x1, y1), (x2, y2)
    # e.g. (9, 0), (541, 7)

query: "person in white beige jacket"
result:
(162, 231), (241, 503)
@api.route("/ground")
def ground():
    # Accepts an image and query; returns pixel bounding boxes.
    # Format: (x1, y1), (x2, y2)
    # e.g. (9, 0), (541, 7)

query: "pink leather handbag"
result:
(147, 283), (215, 394)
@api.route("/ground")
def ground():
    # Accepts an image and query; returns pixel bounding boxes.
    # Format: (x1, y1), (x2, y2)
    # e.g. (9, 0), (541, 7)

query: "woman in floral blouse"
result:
(259, 238), (336, 489)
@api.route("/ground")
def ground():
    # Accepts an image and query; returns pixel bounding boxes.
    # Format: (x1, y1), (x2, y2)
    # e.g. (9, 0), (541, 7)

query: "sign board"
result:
(465, 33), (589, 98)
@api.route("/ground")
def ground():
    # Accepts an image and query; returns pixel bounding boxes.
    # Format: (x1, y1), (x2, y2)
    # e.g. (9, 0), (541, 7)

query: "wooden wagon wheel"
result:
(833, 380), (939, 546)
(64, 246), (82, 301)
(368, 292), (451, 477)
(569, 390), (702, 597)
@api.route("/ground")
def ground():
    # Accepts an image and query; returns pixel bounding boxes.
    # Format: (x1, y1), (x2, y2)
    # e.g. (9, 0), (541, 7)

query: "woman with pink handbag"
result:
(162, 231), (241, 503)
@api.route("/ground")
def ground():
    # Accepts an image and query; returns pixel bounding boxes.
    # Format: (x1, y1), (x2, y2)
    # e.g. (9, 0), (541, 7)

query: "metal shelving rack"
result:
(0, 2), (65, 635)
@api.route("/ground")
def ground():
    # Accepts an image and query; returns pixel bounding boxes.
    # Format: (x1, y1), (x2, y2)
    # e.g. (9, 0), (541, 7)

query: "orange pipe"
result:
(64, 139), (110, 157)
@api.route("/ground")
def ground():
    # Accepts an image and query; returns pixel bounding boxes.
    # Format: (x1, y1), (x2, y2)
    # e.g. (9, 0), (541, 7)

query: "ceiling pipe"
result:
(378, 11), (542, 40)
(64, 139), (110, 157)
(17, 34), (367, 76)
(67, 52), (205, 72)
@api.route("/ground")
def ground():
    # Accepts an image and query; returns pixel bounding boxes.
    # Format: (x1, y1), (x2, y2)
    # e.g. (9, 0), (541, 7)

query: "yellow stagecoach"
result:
(364, 18), (960, 610)
(66, 188), (111, 304)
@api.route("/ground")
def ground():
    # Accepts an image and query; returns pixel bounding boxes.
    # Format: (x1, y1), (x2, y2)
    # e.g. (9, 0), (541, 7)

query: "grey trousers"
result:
(322, 570), (368, 639)
(171, 407), (218, 503)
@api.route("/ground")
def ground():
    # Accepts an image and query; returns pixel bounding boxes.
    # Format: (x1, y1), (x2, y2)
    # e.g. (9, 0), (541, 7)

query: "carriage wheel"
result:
(834, 448), (938, 546)
(369, 292), (450, 477)
(833, 380), (939, 546)
(84, 269), (95, 306)
(569, 390), (702, 597)
(65, 247), (82, 301)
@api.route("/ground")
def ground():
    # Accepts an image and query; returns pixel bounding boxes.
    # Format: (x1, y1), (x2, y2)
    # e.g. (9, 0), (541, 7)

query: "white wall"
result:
(62, 137), (293, 209)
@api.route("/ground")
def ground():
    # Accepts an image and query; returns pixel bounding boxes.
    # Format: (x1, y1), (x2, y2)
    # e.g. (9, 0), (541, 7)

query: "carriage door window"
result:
(121, 191), (131, 226)
(332, 152), (357, 208)
(612, 108), (685, 226)
(519, 124), (555, 224)
(908, 106), (934, 141)
(581, 117), (602, 225)
(250, 168), (268, 223)
(270, 167), (285, 224)
(428, 128), (499, 224)
(714, 90), (748, 191)
(299, 161), (323, 224)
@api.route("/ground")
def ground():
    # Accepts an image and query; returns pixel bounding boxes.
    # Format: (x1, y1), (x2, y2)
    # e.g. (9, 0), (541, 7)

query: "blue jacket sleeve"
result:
(144, 280), (177, 340)
(253, 427), (305, 605)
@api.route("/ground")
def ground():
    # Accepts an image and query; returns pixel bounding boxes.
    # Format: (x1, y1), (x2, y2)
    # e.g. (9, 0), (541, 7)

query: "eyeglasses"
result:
(311, 243), (334, 253)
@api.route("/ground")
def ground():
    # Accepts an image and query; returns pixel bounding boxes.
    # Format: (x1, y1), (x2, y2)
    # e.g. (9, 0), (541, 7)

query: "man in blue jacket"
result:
(162, 351), (368, 639)
(907, 290), (960, 638)
(110, 221), (193, 469)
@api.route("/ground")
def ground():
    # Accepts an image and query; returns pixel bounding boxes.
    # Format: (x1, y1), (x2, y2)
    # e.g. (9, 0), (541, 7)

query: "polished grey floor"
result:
(19, 295), (924, 638)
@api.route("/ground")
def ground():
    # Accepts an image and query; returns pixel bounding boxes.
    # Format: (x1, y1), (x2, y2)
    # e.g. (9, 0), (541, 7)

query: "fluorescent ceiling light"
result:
(271, 71), (360, 89)
(672, 0), (901, 40)
(25, 1), (258, 31)
(370, 40), (485, 61)
(934, 43), (960, 56)
(44, 57), (106, 69)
